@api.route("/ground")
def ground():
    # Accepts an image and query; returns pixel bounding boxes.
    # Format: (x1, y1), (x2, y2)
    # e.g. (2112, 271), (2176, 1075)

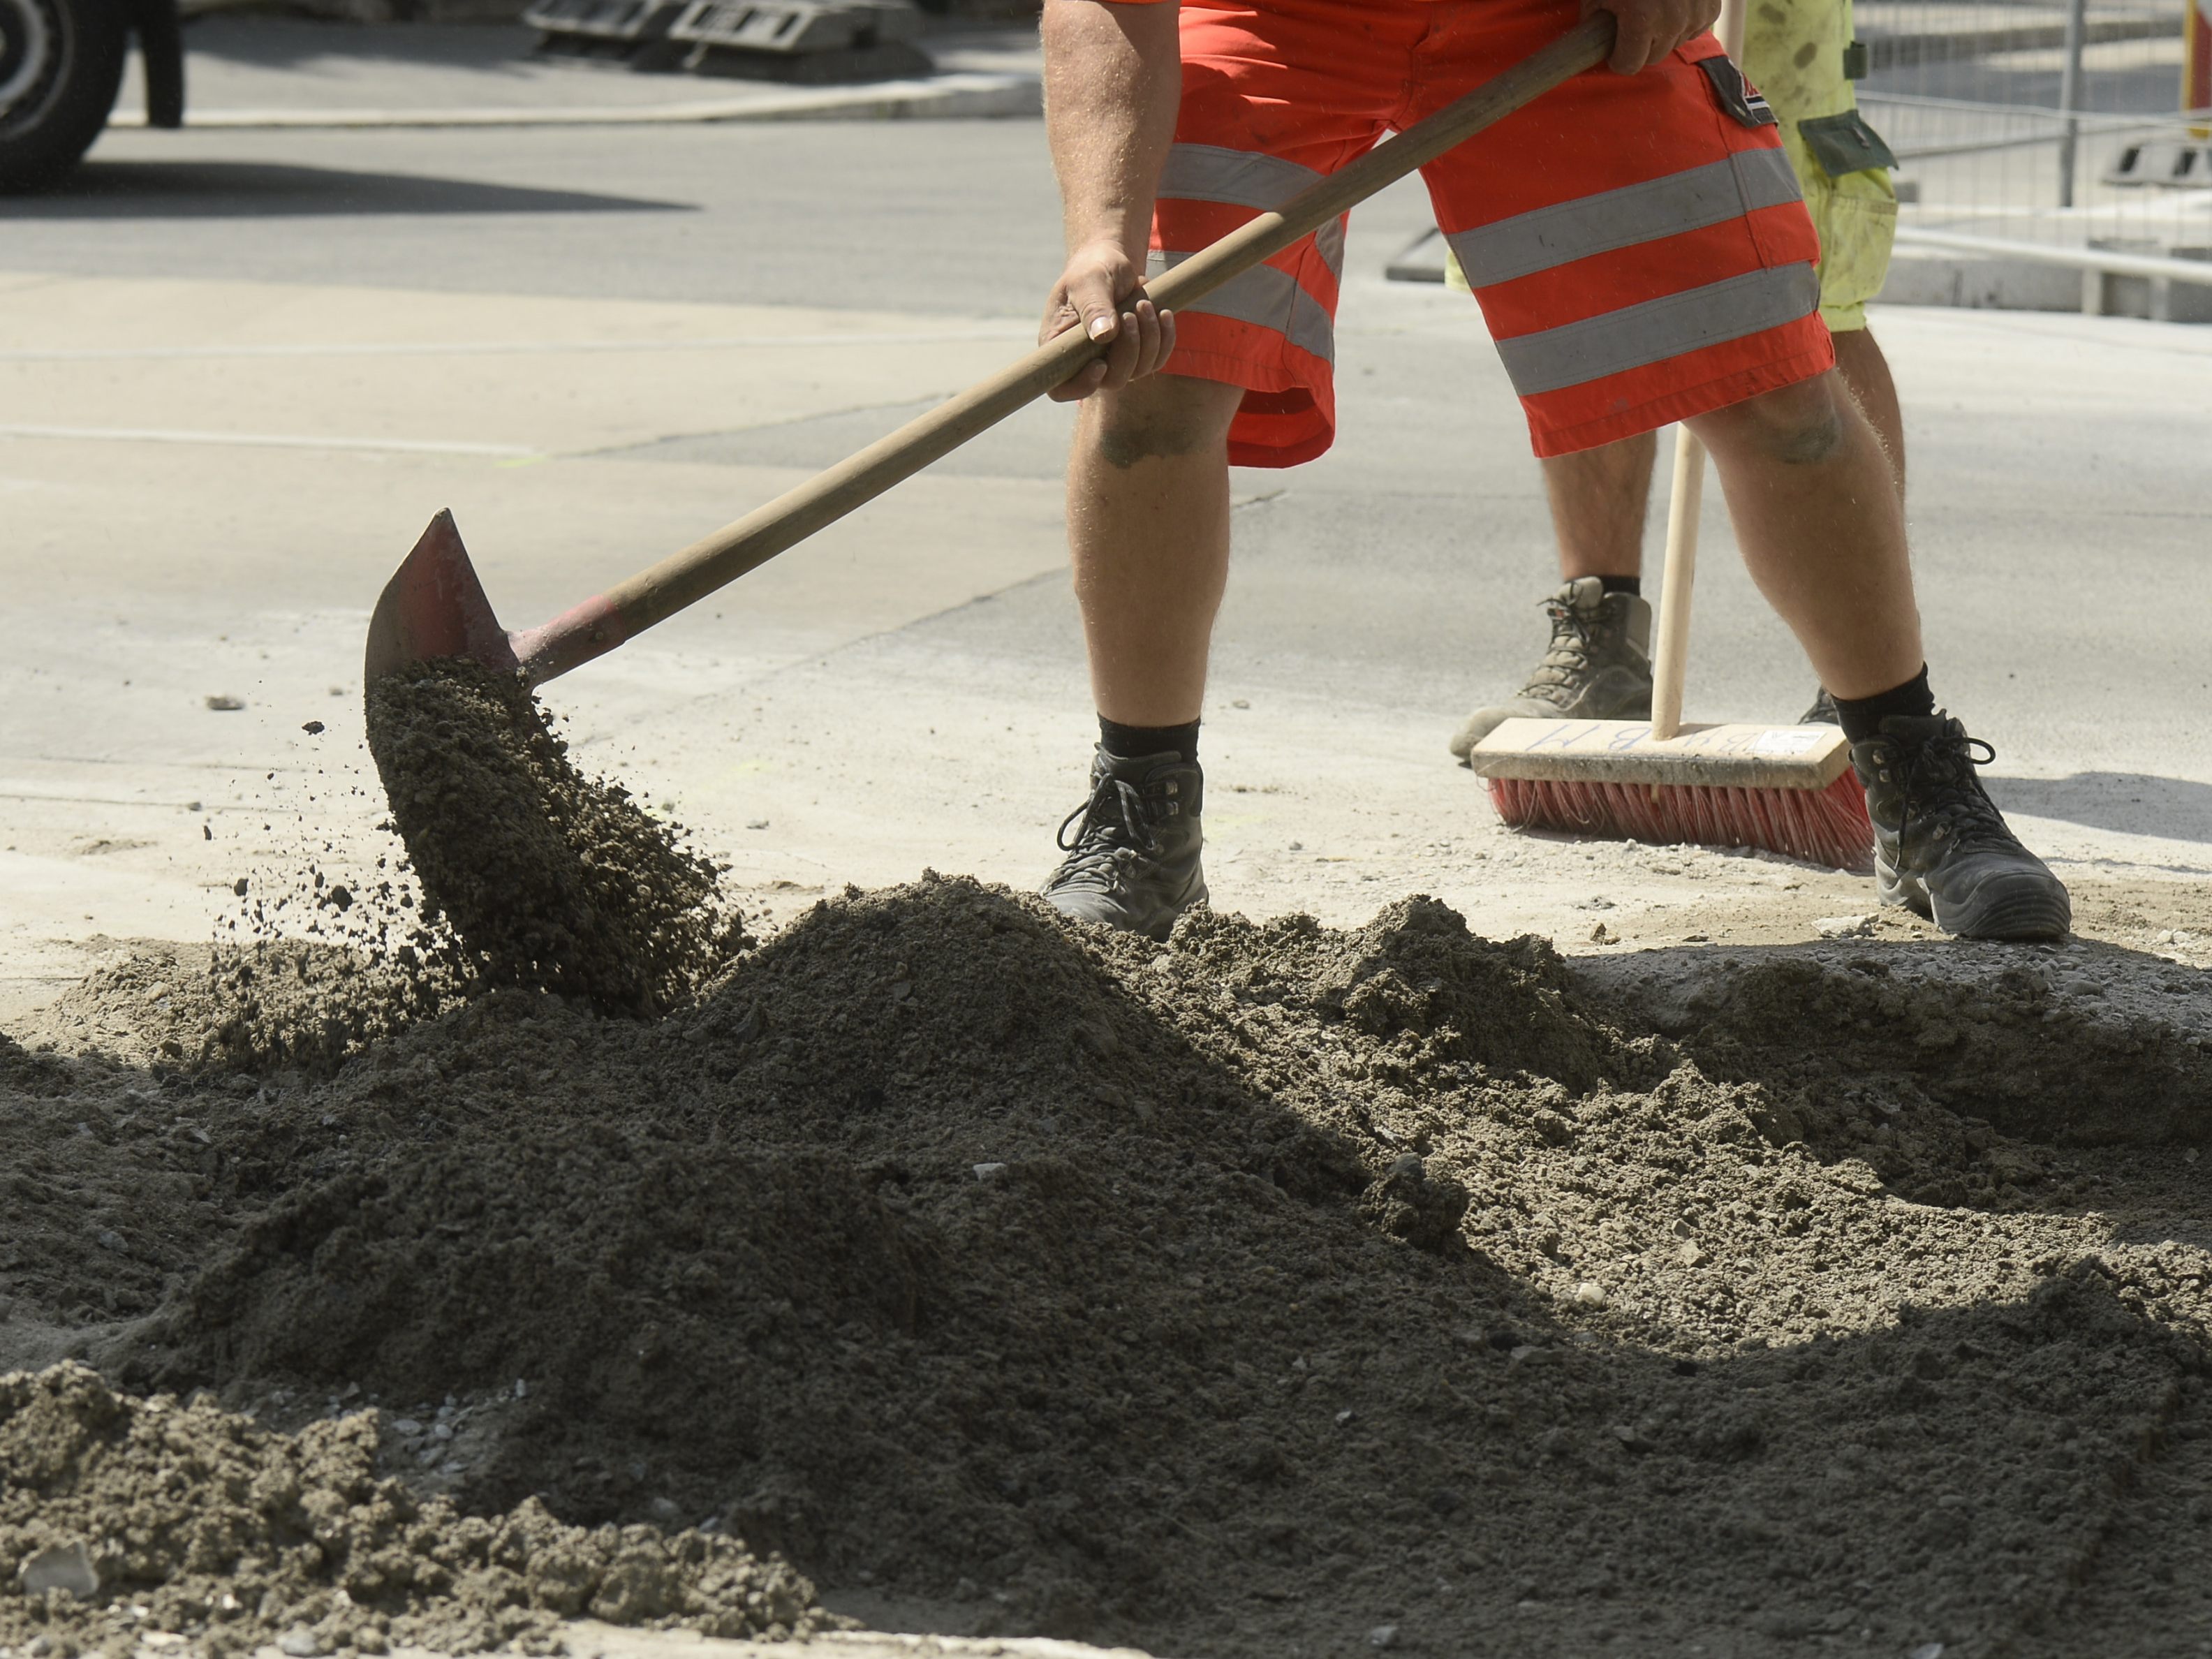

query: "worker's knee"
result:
(1082, 375), (1241, 470)
(1690, 372), (1852, 468)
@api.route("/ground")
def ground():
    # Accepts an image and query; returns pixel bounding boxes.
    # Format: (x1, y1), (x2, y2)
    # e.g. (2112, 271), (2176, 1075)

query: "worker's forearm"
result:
(1042, 0), (1183, 259)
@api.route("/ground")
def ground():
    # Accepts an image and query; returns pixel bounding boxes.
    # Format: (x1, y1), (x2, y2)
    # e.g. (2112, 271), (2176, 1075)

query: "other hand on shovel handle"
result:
(510, 13), (1618, 686)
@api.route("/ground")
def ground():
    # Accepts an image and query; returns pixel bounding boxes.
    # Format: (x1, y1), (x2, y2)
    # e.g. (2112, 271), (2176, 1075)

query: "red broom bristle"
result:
(1485, 772), (1874, 873)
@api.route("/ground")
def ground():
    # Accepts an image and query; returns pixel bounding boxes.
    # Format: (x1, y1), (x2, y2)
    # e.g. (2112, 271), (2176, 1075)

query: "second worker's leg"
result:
(1447, 432), (1659, 760)
(1543, 427), (1659, 582)
(1831, 325), (1905, 496)
(1045, 372), (1246, 940)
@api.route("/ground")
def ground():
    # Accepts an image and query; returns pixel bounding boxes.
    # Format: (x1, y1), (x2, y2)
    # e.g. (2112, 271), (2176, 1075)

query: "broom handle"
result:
(1650, 428), (1704, 742)
(1649, 0), (1748, 742)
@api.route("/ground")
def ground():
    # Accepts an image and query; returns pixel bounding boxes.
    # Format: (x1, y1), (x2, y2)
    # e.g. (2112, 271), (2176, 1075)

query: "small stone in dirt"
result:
(301, 721), (326, 736)
(1572, 1282), (1608, 1309)
(1816, 915), (1878, 939)
(1368, 1624), (1399, 1649)
(205, 695), (244, 712)
(974, 1163), (1008, 1181)
(1909, 1645), (1945, 1659)
(276, 1628), (325, 1658)
(19, 1542), (99, 1600)
(232, 878), (248, 897)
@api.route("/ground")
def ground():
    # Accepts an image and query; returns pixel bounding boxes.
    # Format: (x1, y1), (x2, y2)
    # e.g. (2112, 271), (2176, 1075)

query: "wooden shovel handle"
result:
(517, 14), (1617, 684)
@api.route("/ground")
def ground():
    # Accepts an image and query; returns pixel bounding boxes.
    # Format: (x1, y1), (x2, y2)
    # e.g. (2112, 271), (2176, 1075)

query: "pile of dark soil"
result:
(0, 1363), (827, 1657)
(363, 661), (744, 1017)
(6, 880), (2212, 1658)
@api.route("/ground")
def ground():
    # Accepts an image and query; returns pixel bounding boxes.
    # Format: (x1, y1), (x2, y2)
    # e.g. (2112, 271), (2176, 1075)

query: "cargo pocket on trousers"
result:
(1799, 110), (1899, 178)
(1814, 179), (1898, 314)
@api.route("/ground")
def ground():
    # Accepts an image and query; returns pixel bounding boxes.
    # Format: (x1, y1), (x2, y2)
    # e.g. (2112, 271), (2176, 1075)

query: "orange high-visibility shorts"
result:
(1130, 0), (1834, 464)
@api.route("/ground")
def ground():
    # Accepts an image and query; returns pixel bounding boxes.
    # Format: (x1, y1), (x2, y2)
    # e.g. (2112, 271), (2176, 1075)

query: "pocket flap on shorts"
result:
(1799, 110), (1898, 178)
(1696, 54), (1778, 130)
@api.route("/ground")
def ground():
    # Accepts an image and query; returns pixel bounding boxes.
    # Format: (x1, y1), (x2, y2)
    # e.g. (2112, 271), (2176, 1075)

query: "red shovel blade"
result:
(363, 510), (521, 685)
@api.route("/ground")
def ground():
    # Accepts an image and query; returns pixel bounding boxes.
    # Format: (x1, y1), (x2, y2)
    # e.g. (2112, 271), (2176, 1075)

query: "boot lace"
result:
(1052, 771), (1160, 890)
(1894, 729), (2010, 851)
(1518, 596), (1610, 707)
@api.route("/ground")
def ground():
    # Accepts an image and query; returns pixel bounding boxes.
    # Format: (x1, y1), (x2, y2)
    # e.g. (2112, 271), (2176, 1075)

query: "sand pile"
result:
(0, 1363), (827, 1657)
(8, 878), (2212, 1658)
(363, 663), (745, 1017)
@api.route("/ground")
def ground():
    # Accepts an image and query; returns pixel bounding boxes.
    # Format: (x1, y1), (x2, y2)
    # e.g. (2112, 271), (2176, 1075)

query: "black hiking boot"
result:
(1801, 686), (1840, 725)
(1041, 748), (1207, 940)
(1853, 714), (2071, 941)
(1450, 577), (1653, 760)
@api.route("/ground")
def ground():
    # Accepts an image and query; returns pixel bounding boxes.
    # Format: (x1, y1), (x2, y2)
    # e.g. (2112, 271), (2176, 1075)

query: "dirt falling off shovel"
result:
(364, 659), (745, 1017)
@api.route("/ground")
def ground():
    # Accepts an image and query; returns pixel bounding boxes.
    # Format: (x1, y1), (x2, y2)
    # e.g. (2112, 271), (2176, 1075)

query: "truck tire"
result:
(0, 0), (128, 193)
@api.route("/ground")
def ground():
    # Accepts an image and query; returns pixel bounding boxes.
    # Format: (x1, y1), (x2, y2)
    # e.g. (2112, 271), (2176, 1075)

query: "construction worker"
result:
(1450, 0), (1903, 749)
(1035, 0), (2070, 943)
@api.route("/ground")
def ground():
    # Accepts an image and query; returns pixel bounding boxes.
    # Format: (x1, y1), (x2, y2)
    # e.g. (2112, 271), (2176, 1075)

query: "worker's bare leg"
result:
(1685, 369), (1919, 700)
(1068, 373), (1246, 727)
(1831, 325), (1905, 495)
(1533, 326), (1902, 589)
(1042, 371), (1244, 939)
(1542, 429), (1658, 577)
(1688, 366), (2067, 939)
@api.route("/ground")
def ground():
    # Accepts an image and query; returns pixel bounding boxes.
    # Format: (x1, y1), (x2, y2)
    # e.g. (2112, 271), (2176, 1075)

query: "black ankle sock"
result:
(1832, 665), (1936, 744)
(1100, 716), (1200, 765)
(1596, 575), (1642, 598)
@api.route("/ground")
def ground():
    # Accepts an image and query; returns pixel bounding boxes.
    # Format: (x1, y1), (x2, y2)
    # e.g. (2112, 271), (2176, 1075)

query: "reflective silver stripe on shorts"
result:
(1146, 249), (1336, 364)
(1446, 149), (1803, 289)
(1158, 142), (1346, 275)
(1494, 263), (1821, 397)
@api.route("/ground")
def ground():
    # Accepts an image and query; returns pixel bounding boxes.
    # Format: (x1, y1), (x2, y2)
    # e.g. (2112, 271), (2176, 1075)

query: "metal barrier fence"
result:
(1856, 0), (2212, 292)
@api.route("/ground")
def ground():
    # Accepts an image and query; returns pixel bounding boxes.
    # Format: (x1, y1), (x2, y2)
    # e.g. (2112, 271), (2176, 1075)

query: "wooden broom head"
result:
(1468, 718), (1855, 791)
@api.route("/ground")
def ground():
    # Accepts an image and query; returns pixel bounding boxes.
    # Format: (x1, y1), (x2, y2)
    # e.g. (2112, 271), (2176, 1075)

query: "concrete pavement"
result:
(4, 110), (2211, 1023)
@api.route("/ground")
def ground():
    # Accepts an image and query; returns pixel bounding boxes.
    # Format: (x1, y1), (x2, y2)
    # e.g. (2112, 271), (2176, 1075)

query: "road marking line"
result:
(0, 424), (539, 457)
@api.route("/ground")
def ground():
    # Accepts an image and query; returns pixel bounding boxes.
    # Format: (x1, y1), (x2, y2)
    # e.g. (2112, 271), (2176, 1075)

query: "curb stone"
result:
(108, 70), (1040, 131)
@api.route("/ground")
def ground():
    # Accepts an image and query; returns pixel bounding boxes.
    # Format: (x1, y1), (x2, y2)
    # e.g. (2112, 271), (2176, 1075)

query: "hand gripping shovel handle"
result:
(512, 13), (1618, 684)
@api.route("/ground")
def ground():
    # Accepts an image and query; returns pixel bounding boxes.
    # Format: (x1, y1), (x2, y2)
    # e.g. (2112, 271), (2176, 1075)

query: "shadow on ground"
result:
(13, 161), (691, 218)
(174, 17), (548, 73)
(1986, 771), (2212, 847)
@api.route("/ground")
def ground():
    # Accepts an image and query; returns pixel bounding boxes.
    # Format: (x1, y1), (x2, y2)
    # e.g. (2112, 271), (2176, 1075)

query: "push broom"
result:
(1466, 0), (1875, 874)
